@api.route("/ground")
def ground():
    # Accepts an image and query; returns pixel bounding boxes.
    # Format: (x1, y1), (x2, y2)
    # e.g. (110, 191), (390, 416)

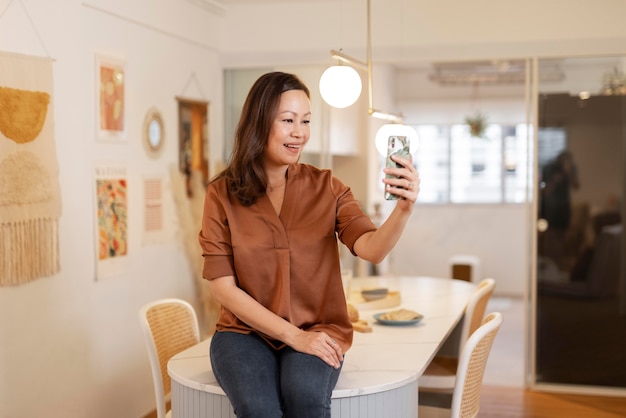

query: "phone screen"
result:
(384, 135), (410, 200)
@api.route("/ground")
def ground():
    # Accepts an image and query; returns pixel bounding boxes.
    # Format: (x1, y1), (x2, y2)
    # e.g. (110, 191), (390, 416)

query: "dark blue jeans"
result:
(210, 331), (342, 418)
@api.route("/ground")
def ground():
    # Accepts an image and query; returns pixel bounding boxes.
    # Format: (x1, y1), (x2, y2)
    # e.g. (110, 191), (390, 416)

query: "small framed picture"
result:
(95, 53), (126, 142)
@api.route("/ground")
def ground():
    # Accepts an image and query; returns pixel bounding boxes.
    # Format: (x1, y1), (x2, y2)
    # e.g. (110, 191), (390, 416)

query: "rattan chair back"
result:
(418, 278), (496, 395)
(460, 278), (496, 344)
(139, 298), (200, 418)
(451, 312), (503, 418)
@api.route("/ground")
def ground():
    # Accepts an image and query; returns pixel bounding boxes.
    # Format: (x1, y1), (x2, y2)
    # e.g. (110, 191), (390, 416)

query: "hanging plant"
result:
(600, 67), (626, 95)
(465, 111), (488, 137)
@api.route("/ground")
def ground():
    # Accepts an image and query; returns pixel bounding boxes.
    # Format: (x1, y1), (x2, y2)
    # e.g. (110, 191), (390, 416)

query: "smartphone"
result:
(384, 135), (410, 200)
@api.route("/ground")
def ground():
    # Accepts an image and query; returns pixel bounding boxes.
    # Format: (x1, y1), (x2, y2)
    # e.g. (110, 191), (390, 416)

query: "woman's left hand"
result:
(292, 330), (343, 369)
(382, 154), (420, 205)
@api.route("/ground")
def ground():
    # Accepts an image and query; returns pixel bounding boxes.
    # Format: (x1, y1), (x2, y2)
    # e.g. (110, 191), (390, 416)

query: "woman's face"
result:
(263, 89), (311, 169)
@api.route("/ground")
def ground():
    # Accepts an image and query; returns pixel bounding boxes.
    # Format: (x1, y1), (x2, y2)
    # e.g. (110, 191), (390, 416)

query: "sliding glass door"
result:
(532, 55), (626, 394)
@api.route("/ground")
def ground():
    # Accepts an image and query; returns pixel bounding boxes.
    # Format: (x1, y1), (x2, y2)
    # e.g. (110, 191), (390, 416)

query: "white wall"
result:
(0, 1), (223, 417)
(2, 0), (626, 417)
(391, 204), (530, 296)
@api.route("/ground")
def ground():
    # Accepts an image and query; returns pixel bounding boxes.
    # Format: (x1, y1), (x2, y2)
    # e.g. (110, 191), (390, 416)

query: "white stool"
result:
(448, 254), (481, 283)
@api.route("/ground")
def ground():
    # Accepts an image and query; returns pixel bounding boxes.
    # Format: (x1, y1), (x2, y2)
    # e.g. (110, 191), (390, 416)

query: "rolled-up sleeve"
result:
(332, 176), (377, 255)
(198, 180), (236, 280)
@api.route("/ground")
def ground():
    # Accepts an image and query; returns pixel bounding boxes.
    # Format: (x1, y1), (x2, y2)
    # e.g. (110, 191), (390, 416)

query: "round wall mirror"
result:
(143, 107), (164, 158)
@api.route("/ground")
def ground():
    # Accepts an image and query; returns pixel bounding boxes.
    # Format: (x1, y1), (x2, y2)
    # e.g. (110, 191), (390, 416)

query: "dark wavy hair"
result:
(214, 71), (310, 206)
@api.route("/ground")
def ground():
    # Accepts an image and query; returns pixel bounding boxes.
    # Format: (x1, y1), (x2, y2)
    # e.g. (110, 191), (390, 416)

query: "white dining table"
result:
(168, 276), (476, 418)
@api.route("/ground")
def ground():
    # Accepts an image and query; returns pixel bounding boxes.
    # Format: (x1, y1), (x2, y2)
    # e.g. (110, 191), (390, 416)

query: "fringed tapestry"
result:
(0, 51), (61, 286)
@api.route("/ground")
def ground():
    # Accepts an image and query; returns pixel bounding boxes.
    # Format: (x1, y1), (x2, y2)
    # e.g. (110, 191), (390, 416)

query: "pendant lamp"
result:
(319, 65), (362, 109)
(319, 0), (403, 123)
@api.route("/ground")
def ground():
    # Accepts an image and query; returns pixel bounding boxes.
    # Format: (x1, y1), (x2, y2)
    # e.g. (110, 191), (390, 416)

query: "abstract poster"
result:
(96, 54), (125, 142)
(94, 163), (128, 280)
(0, 51), (61, 286)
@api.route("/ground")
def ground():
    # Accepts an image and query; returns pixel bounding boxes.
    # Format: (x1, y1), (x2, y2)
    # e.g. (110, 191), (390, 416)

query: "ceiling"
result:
(428, 60), (540, 86)
(194, 0), (623, 100)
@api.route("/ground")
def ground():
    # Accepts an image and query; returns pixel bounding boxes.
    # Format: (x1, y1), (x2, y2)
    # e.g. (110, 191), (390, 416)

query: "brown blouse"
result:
(198, 163), (377, 352)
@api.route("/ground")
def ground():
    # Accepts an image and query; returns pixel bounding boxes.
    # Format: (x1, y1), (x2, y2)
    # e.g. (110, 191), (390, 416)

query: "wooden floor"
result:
(479, 385), (626, 418)
(145, 386), (626, 418)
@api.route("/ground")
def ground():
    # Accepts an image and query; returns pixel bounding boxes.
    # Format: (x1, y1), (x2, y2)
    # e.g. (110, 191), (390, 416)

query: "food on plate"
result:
(347, 303), (372, 332)
(347, 303), (359, 323)
(351, 319), (372, 333)
(379, 308), (421, 321)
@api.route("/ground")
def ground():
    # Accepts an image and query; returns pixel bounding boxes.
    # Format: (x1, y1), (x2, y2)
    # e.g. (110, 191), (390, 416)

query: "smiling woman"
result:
(197, 71), (420, 418)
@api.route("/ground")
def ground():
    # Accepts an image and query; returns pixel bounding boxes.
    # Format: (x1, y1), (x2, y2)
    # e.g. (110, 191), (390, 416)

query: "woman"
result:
(198, 72), (419, 418)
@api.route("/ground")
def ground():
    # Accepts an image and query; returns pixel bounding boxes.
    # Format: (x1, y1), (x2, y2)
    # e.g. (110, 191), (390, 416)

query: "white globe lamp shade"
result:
(319, 65), (362, 108)
(375, 124), (419, 156)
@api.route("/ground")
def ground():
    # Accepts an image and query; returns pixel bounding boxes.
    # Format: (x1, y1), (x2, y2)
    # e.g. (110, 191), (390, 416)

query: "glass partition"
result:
(533, 55), (626, 393)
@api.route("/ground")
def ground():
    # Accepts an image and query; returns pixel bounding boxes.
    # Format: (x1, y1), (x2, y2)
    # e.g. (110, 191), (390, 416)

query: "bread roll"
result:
(347, 303), (359, 323)
(352, 320), (372, 333)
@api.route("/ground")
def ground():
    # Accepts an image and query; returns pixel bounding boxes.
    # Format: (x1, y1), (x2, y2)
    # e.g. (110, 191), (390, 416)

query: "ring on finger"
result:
(407, 181), (414, 190)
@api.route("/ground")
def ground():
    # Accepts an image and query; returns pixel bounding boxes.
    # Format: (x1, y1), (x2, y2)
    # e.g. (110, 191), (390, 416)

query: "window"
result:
(413, 123), (530, 204)
(413, 125), (450, 203)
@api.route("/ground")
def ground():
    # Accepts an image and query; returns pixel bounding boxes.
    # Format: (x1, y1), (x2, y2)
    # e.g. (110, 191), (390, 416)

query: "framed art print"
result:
(176, 97), (209, 197)
(94, 162), (129, 280)
(96, 54), (126, 142)
(142, 175), (166, 245)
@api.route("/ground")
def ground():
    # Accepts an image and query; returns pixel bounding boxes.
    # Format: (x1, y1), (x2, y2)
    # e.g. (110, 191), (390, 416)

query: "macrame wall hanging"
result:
(0, 51), (62, 286)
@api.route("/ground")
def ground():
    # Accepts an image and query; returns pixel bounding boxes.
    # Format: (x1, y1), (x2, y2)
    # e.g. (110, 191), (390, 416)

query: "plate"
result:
(373, 312), (424, 326)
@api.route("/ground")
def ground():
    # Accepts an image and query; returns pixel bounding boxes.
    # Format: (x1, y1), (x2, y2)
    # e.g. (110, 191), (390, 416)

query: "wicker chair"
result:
(418, 312), (503, 418)
(139, 298), (200, 418)
(419, 278), (496, 405)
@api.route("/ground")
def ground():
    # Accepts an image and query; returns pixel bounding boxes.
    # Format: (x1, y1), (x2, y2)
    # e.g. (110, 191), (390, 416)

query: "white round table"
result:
(168, 276), (476, 418)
